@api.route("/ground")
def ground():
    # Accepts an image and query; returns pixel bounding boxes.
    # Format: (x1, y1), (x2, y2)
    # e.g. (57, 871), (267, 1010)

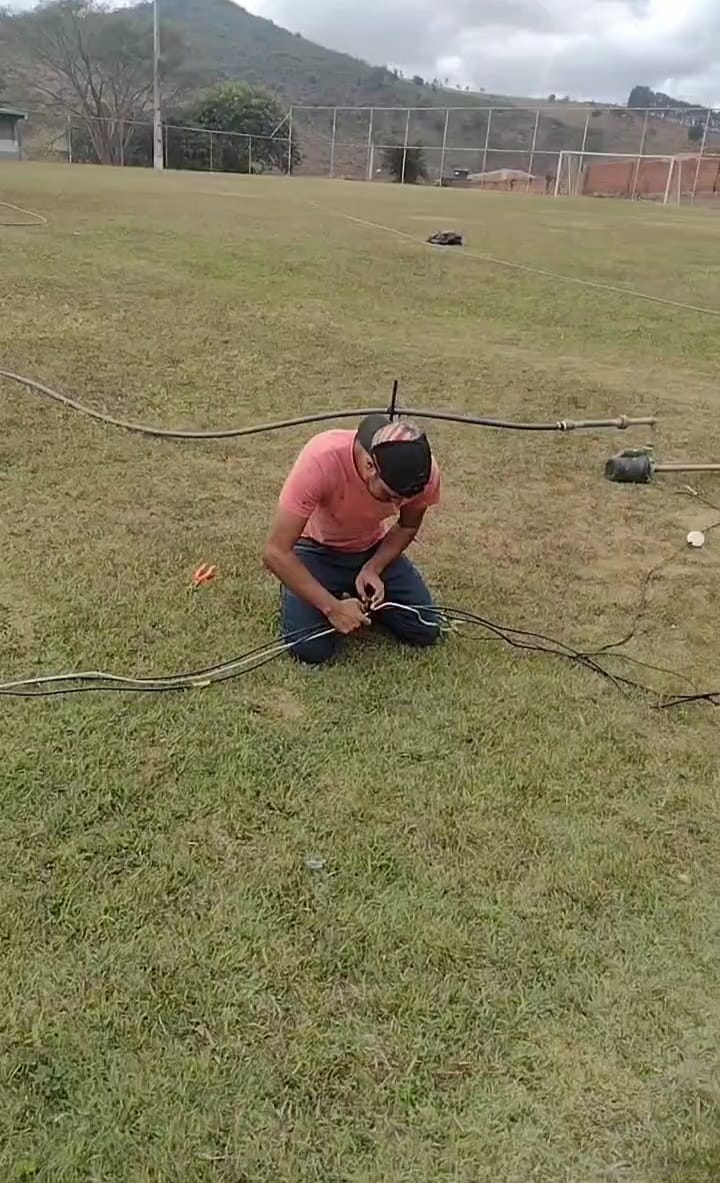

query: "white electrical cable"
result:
(0, 603), (449, 696)
(0, 627), (336, 695)
(0, 646), (286, 691)
(0, 201), (48, 227)
(375, 601), (451, 631)
(0, 607), (448, 697)
(301, 199), (720, 320)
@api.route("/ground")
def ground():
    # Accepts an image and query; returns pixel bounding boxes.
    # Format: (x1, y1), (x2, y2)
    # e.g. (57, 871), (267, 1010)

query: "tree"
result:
(412, 74), (425, 87)
(175, 83), (300, 174)
(367, 65), (388, 91)
(548, 93), (557, 102)
(628, 85), (655, 109)
(381, 144), (427, 184)
(4, 0), (185, 165)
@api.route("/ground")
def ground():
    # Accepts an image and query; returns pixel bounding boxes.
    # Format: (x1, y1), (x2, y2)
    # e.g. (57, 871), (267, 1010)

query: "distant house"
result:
(440, 167), (541, 191)
(0, 108), (26, 161)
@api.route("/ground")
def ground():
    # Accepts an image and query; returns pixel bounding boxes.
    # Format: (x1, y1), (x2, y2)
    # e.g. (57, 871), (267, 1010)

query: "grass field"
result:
(2, 164), (720, 1183)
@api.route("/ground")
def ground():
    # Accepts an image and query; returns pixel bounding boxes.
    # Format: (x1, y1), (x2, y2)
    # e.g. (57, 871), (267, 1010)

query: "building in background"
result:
(0, 108), (27, 161)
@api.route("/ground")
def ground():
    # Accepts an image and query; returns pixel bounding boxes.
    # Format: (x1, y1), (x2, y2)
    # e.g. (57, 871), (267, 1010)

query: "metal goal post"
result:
(554, 150), (680, 203)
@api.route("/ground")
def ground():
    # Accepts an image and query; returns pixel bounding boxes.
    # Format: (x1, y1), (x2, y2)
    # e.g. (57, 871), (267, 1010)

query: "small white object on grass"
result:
(687, 530), (706, 549)
(304, 856), (326, 873)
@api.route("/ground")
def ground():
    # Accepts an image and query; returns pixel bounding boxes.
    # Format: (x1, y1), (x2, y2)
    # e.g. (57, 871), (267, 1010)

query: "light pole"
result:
(153, 0), (164, 170)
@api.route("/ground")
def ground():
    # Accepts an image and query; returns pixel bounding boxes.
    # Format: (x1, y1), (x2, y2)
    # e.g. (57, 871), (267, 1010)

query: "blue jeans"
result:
(282, 540), (440, 664)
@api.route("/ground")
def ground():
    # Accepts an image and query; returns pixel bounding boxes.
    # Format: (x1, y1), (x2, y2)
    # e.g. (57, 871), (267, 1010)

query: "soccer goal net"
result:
(554, 151), (685, 203)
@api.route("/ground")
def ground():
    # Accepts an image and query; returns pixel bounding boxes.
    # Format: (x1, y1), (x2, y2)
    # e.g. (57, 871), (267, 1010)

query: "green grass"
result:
(2, 164), (720, 1183)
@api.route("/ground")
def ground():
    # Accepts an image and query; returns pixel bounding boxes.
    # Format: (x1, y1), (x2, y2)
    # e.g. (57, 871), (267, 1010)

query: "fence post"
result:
(631, 109), (649, 199)
(209, 130), (214, 172)
(287, 107), (294, 175)
(248, 135), (253, 175)
(578, 110), (590, 171)
(329, 107), (337, 178)
(400, 107), (411, 184)
(527, 109), (540, 188)
(569, 151), (577, 197)
(366, 108), (374, 181)
(554, 151), (563, 196)
(439, 108), (450, 183)
(677, 157), (682, 205)
(119, 121), (125, 168)
(66, 115), (73, 165)
(663, 157), (675, 205)
(691, 108), (711, 201)
(482, 109), (493, 175)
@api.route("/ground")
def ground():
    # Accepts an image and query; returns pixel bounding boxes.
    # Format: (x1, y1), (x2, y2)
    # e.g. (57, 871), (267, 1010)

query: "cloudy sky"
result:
(244, 0), (720, 105)
(6, 0), (719, 105)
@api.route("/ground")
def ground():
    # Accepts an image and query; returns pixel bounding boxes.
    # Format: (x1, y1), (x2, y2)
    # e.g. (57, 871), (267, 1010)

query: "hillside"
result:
(3, 0), (717, 174)
(134, 0), (476, 110)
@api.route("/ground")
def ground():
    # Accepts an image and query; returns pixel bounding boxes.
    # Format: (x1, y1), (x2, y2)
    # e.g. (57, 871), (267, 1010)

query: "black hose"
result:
(0, 370), (655, 440)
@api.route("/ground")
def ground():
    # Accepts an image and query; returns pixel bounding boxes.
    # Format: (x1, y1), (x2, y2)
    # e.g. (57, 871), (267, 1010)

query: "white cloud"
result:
(242, 0), (720, 105)
(7, 0), (719, 105)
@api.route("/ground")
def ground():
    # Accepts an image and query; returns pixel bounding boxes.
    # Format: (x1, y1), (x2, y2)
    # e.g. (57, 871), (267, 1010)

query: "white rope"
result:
(303, 199), (720, 320)
(0, 201), (47, 227)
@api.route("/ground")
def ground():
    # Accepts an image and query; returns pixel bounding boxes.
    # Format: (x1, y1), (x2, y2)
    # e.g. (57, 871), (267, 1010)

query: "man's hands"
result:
(323, 564), (386, 636)
(326, 598), (370, 635)
(355, 564), (385, 610)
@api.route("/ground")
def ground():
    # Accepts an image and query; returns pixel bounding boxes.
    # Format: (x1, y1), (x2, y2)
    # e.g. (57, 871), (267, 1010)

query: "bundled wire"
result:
(1, 600), (717, 709)
(381, 596), (718, 707)
(429, 606), (686, 703)
(381, 603), (715, 709)
(0, 624), (334, 698)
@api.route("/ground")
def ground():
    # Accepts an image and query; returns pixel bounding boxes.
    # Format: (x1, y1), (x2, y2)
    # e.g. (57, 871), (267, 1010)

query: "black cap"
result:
(357, 415), (432, 498)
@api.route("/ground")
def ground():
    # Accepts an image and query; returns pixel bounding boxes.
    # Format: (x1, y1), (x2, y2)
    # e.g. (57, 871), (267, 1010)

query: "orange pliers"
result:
(191, 563), (217, 589)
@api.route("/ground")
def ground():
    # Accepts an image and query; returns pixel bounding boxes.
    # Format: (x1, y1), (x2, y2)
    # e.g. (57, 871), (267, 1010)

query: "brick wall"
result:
(582, 156), (720, 197)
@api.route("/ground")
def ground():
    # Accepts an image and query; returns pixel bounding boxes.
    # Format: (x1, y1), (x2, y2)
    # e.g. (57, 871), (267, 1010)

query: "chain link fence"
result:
(22, 113), (292, 174)
(17, 102), (720, 200)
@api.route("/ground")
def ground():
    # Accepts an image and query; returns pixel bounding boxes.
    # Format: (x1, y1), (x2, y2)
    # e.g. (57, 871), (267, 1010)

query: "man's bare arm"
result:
(355, 507), (427, 606)
(364, 506), (426, 574)
(263, 508), (336, 613)
(263, 508), (369, 634)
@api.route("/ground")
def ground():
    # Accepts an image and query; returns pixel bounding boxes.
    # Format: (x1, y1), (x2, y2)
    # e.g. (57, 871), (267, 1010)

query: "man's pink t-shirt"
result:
(279, 429), (441, 552)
